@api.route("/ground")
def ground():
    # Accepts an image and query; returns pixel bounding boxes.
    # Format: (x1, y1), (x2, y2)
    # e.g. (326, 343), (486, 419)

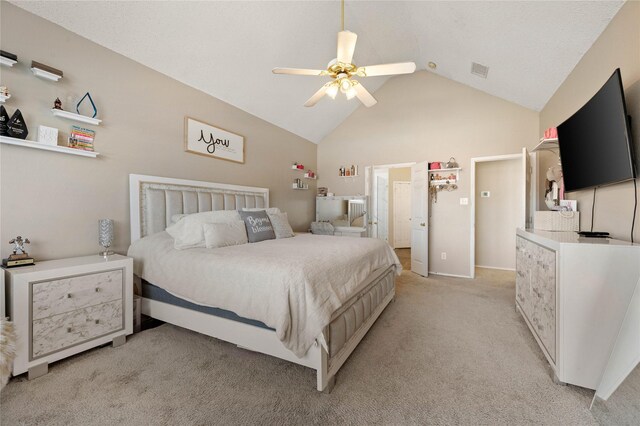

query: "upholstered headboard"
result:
(129, 174), (269, 242)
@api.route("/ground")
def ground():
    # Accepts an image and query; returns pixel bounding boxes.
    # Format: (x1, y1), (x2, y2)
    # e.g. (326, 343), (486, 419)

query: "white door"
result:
(411, 162), (429, 276)
(393, 181), (411, 248)
(365, 166), (375, 238)
(522, 147), (531, 229)
(377, 176), (389, 242)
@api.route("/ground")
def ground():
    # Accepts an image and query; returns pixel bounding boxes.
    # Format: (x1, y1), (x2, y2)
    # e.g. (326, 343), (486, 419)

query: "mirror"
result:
(316, 196), (367, 229)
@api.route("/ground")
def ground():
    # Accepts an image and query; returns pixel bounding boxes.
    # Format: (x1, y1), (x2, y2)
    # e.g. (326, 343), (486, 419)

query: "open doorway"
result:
(470, 151), (530, 278)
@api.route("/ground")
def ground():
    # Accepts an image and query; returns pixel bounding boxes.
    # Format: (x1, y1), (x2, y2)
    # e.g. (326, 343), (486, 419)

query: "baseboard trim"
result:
(475, 265), (516, 272)
(428, 271), (473, 279)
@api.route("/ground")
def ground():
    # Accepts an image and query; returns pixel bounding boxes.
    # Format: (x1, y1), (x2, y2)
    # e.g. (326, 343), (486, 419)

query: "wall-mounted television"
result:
(557, 68), (636, 192)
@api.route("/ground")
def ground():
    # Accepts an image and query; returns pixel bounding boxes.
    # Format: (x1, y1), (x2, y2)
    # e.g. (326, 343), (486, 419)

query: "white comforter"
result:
(128, 232), (401, 357)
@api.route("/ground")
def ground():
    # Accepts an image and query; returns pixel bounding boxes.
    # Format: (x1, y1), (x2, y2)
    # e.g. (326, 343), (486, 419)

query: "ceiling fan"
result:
(272, 0), (416, 108)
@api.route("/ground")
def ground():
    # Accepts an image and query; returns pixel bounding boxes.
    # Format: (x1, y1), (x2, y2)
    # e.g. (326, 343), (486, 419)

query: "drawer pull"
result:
(67, 327), (72, 333)
(95, 287), (101, 293)
(65, 293), (72, 299)
(95, 319), (100, 324)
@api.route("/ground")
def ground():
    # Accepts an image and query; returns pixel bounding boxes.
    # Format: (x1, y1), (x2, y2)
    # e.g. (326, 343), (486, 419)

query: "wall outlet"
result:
(481, 191), (491, 198)
(460, 198), (469, 205)
(441, 252), (447, 260)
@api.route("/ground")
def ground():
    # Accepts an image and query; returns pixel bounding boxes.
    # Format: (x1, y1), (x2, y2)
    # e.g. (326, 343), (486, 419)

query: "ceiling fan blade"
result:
(356, 62), (416, 77)
(272, 68), (326, 76)
(304, 85), (329, 107)
(336, 31), (357, 64)
(353, 82), (377, 108)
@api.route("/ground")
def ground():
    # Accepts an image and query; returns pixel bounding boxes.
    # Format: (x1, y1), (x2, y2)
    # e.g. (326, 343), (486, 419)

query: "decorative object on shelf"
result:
(0, 50), (18, 67)
(291, 162), (305, 170)
(0, 105), (9, 136)
(446, 157), (459, 168)
(304, 170), (316, 179)
(544, 127), (558, 139)
(338, 165), (358, 177)
(53, 97), (63, 110)
(76, 92), (98, 118)
(30, 60), (63, 81)
(68, 125), (95, 152)
(37, 125), (59, 147)
(0, 136), (99, 158)
(98, 219), (115, 257)
(184, 116), (244, 163)
(6, 109), (28, 140)
(2, 236), (34, 268)
(0, 86), (10, 103)
(428, 162), (441, 170)
(293, 178), (308, 189)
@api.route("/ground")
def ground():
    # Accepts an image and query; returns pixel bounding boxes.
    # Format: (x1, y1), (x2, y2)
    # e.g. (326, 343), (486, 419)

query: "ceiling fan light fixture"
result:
(345, 86), (357, 100)
(339, 78), (352, 93)
(326, 84), (339, 99)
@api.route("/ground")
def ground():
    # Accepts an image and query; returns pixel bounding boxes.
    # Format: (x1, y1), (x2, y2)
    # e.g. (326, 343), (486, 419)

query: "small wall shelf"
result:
(292, 183), (309, 190)
(0, 136), (99, 158)
(0, 94), (11, 103)
(0, 57), (17, 67)
(532, 138), (559, 152)
(31, 67), (62, 82)
(51, 109), (102, 126)
(304, 173), (317, 179)
(428, 167), (461, 187)
(428, 167), (461, 173)
(291, 164), (305, 170)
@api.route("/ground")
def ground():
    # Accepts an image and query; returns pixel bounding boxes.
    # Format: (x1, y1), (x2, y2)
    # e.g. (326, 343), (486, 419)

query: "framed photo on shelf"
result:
(184, 116), (244, 164)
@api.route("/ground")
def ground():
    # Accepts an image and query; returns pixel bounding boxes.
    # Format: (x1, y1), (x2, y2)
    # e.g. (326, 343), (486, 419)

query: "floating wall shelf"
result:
(292, 184), (309, 190)
(532, 138), (559, 152)
(428, 167), (461, 173)
(0, 136), (99, 158)
(51, 109), (102, 126)
(0, 57), (17, 67)
(0, 94), (11, 103)
(31, 67), (62, 82)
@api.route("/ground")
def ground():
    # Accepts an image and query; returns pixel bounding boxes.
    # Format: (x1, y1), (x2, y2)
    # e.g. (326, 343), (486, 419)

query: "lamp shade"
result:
(98, 219), (114, 255)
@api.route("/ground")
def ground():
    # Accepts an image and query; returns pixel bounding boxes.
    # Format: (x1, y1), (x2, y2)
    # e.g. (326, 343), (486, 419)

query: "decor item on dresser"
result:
(128, 174), (399, 391)
(184, 116), (244, 163)
(0, 317), (16, 389)
(5, 254), (133, 379)
(2, 236), (34, 268)
(98, 219), (115, 257)
(6, 109), (28, 139)
(515, 229), (640, 390)
(37, 125), (59, 147)
(30, 60), (63, 81)
(317, 187), (328, 197)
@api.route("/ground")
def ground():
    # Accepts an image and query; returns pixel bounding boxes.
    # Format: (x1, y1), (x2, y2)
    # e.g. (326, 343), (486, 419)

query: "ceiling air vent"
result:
(471, 62), (489, 79)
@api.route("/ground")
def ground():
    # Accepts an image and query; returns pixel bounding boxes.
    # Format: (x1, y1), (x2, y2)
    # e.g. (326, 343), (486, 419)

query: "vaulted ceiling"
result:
(11, 1), (624, 143)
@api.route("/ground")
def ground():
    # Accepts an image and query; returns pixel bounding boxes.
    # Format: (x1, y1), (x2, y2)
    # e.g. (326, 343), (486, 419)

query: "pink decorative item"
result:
(429, 162), (441, 170)
(544, 127), (558, 139)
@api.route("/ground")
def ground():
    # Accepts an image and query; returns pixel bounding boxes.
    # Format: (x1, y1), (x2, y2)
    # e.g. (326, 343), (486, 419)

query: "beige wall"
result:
(318, 71), (539, 277)
(538, 1), (640, 242)
(0, 3), (317, 260)
(388, 167), (411, 247)
(475, 159), (523, 270)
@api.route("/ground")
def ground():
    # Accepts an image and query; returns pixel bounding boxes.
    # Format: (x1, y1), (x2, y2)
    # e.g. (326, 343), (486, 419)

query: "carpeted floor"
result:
(1, 249), (638, 425)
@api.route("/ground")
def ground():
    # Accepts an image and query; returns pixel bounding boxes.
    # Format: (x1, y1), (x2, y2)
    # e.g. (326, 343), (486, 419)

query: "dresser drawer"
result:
(32, 269), (123, 320)
(32, 299), (123, 358)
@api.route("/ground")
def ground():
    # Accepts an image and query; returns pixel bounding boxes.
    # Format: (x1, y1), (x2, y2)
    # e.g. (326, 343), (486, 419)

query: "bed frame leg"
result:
(317, 343), (333, 392)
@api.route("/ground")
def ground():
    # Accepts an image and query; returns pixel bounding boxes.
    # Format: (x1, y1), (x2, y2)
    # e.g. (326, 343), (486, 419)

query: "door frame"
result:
(469, 153), (523, 279)
(392, 181), (411, 248)
(365, 162), (416, 238)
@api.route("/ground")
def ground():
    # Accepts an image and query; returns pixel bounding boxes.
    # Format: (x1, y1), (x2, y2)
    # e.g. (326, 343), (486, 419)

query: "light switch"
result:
(460, 198), (469, 205)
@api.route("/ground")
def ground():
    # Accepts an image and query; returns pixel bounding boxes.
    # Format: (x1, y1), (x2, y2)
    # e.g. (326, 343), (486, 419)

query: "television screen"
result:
(557, 69), (636, 192)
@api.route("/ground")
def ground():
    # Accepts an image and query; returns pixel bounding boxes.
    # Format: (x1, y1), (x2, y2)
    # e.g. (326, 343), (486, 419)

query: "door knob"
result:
(420, 222), (426, 227)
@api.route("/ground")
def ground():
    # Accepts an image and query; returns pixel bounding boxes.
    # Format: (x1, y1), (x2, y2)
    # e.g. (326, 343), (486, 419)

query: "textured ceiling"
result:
(10, 1), (624, 143)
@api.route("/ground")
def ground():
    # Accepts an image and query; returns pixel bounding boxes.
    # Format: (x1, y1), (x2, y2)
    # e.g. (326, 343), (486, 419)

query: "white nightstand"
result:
(4, 254), (133, 379)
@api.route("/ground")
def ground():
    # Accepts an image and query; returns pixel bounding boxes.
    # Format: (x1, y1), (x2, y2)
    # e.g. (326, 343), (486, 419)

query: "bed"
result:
(128, 174), (400, 391)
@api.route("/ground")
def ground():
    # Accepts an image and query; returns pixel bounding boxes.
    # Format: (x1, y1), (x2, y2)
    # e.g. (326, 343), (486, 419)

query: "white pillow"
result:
(242, 207), (281, 215)
(166, 210), (241, 250)
(203, 221), (248, 248)
(170, 213), (190, 224)
(267, 211), (294, 239)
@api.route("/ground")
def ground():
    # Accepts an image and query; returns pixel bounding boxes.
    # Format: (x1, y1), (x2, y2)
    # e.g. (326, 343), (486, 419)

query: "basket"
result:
(534, 211), (580, 232)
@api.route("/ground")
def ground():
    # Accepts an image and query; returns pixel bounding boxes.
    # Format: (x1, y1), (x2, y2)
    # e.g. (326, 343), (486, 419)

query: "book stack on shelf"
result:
(68, 125), (95, 151)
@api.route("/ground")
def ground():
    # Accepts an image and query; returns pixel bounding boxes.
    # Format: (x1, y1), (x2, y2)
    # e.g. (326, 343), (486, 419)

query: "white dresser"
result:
(515, 229), (640, 389)
(4, 254), (133, 379)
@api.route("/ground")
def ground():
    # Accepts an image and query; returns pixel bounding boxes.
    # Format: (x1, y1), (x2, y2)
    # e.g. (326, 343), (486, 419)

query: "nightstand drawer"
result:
(32, 269), (123, 320)
(32, 299), (123, 358)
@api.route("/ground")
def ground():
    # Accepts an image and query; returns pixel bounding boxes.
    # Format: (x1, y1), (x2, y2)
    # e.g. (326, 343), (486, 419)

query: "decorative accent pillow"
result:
(166, 210), (241, 250)
(203, 221), (248, 249)
(242, 207), (281, 215)
(267, 212), (294, 239)
(239, 210), (276, 243)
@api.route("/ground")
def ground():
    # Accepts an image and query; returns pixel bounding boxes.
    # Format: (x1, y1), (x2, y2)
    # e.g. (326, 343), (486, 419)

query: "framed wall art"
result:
(184, 116), (245, 164)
